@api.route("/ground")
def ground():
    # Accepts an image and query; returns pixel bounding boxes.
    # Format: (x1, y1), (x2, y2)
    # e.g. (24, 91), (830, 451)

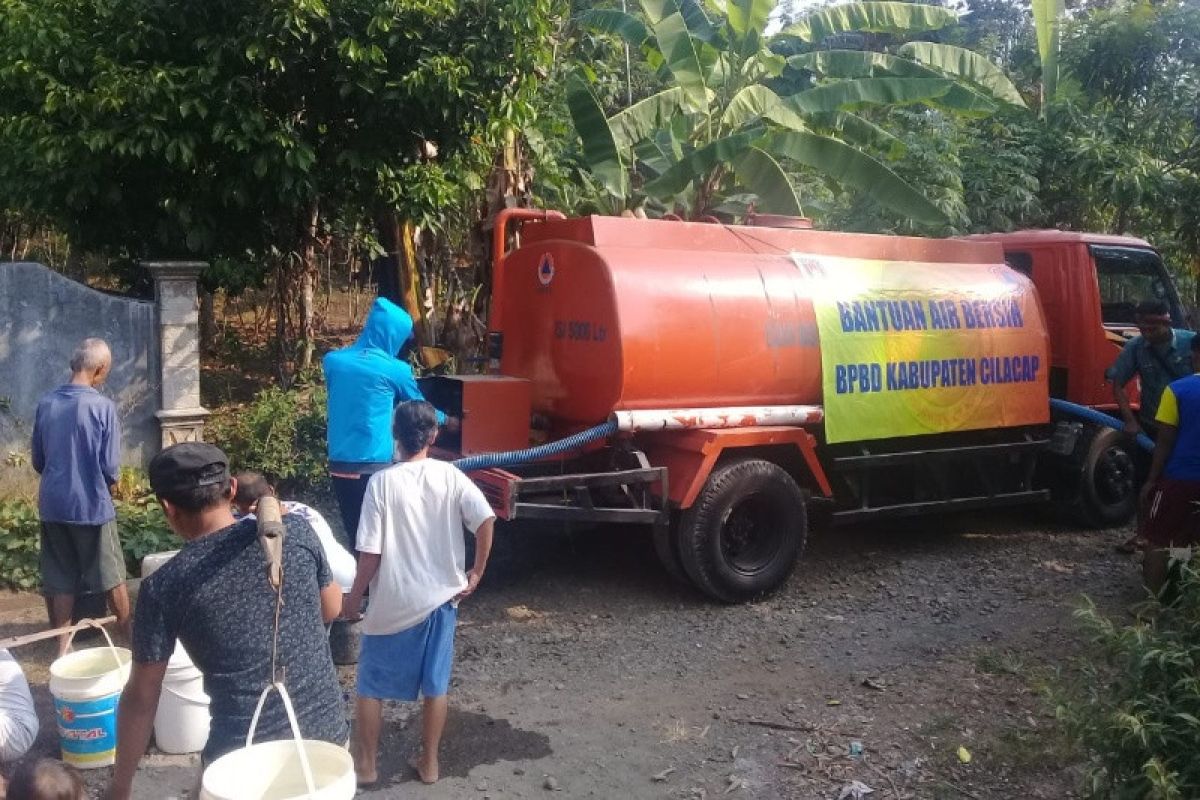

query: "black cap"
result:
(148, 443), (230, 496)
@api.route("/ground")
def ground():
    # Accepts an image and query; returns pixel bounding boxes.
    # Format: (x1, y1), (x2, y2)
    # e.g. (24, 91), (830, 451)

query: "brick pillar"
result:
(143, 261), (210, 448)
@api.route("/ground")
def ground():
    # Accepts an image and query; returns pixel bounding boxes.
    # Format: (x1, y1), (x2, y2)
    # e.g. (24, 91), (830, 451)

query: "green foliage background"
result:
(0, 469), (179, 591)
(1057, 565), (1200, 798)
(206, 384), (331, 496)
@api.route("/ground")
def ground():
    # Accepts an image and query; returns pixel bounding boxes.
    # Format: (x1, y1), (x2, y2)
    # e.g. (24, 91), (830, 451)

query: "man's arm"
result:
(1113, 381), (1140, 433)
(1142, 384), (1182, 506)
(108, 661), (168, 800)
(342, 553), (381, 621)
(30, 405), (45, 474)
(392, 363), (449, 425)
(101, 404), (122, 487)
(1142, 424), (1178, 504)
(1108, 343), (1141, 433)
(320, 581), (343, 624)
(457, 517), (495, 600)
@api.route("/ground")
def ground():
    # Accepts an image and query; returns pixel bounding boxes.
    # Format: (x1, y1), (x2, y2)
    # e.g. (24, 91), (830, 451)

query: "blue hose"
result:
(452, 399), (1151, 470)
(452, 419), (619, 471)
(1049, 397), (1154, 453)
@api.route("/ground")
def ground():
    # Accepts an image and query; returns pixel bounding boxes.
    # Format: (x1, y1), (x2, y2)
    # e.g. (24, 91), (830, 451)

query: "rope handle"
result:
(245, 682), (319, 798)
(62, 619), (124, 672)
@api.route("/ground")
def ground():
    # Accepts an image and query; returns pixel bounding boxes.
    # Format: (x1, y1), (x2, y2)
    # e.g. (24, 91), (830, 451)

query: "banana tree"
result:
(1031, 0), (1066, 113)
(568, 0), (1028, 224)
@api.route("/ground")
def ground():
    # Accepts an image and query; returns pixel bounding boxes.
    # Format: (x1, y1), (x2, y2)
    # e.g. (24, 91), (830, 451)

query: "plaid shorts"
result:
(39, 520), (127, 594)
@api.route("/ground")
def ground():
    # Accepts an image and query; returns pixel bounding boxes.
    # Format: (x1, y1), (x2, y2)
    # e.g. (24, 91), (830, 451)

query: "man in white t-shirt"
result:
(231, 471), (357, 588)
(343, 401), (495, 787)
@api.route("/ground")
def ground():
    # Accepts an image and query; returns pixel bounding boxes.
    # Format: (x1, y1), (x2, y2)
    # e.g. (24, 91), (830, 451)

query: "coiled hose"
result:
(452, 419), (619, 471)
(1049, 397), (1154, 453)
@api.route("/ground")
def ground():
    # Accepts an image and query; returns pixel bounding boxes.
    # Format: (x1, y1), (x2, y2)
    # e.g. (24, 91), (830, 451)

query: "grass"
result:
(974, 649), (1027, 678)
(991, 724), (1078, 773)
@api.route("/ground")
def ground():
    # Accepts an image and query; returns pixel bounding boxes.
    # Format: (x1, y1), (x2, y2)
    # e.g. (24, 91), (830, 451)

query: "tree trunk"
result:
(373, 210), (404, 308)
(399, 219), (425, 345)
(373, 209), (427, 347)
(198, 289), (217, 353)
(273, 260), (291, 385)
(298, 201), (320, 371)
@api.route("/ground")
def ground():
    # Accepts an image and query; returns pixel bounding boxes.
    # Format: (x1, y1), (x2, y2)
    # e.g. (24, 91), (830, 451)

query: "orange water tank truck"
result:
(420, 213), (1185, 602)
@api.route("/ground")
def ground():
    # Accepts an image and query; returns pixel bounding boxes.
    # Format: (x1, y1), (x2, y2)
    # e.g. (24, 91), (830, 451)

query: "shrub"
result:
(0, 499), (41, 590)
(0, 468), (178, 590)
(111, 467), (181, 571)
(1056, 565), (1200, 799)
(206, 384), (329, 495)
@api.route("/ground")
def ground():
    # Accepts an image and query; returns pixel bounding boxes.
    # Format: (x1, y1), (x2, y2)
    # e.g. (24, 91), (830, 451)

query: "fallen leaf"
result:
(836, 780), (875, 799)
(505, 605), (543, 622)
(957, 745), (972, 764)
(724, 776), (749, 794)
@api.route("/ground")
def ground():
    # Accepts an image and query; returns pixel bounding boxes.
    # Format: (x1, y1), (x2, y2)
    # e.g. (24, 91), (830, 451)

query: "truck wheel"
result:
(653, 513), (689, 585)
(1070, 426), (1137, 527)
(677, 459), (807, 603)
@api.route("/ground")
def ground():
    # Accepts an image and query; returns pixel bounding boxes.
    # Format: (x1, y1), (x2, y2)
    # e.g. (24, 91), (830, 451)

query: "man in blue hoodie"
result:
(323, 298), (450, 550)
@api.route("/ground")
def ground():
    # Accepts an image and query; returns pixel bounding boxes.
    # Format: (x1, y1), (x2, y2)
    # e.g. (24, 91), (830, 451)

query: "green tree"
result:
(567, 0), (1026, 224)
(0, 0), (556, 369)
(1039, 1), (1199, 261)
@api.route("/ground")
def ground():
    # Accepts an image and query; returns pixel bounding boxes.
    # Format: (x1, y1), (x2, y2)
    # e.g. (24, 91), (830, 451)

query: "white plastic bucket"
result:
(141, 550), (180, 578)
(48, 626), (131, 769)
(154, 643), (210, 754)
(200, 683), (354, 800)
(199, 739), (356, 800)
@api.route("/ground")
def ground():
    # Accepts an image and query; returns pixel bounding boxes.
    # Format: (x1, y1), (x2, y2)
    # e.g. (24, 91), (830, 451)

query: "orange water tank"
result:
(495, 216), (1012, 425)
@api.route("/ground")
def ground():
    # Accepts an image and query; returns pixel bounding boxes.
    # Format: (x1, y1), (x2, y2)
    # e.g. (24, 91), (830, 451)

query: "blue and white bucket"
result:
(48, 625), (131, 769)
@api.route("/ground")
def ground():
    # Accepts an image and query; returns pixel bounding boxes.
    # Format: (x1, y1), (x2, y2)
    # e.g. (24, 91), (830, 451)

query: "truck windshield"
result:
(1092, 245), (1183, 327)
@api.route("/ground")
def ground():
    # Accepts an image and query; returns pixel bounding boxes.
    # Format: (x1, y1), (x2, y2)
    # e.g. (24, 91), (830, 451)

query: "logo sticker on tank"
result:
(537, 253), (555, 286)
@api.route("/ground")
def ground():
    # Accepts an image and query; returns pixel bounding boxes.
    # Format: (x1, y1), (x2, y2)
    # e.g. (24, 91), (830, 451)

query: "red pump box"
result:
(420, 374), (532, 456)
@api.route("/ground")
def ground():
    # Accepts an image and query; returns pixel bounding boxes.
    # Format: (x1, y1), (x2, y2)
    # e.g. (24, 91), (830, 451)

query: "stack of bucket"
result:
(142, 550), (212, 754)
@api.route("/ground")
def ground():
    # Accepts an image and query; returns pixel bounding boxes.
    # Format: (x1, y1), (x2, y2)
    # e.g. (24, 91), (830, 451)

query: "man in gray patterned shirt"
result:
(108, 444), (347, 799)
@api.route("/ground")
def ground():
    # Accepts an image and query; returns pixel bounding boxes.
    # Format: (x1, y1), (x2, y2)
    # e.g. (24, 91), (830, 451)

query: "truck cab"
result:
(965, 231), (1187, 411)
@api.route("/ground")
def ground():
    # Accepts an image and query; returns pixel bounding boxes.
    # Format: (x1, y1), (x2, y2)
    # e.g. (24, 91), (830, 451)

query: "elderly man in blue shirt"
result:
(31, 338), (130, 655)
(1107, 299), (1197, 553)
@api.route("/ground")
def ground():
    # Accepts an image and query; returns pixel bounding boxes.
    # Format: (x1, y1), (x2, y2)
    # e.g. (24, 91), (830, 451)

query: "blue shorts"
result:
(357, 601), (457, 701)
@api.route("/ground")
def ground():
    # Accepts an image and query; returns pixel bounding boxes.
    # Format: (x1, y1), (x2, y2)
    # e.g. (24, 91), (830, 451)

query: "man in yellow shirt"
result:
(1139, 335), (1200, 595)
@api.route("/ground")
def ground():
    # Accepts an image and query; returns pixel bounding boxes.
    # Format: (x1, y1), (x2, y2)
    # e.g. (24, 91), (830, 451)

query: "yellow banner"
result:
(792, 253), (1050, 444)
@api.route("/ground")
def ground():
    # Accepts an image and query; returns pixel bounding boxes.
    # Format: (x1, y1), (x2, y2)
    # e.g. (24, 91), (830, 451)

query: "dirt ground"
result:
(0, 510), (1141, 799)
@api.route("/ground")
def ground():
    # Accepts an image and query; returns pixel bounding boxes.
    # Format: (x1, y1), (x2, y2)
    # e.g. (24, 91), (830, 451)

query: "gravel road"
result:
(2, 510), (1140, 799)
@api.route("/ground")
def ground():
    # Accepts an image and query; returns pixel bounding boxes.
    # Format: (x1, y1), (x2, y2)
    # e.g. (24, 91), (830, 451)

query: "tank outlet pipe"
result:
(489, 208), (567, 334)
(1049, 398), (1154, 453)
(611, 405), (825, 433)
(452, 420), (618, 472)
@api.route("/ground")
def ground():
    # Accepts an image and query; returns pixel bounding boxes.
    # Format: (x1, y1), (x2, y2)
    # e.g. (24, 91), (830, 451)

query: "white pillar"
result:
(143, 261), (210, 448)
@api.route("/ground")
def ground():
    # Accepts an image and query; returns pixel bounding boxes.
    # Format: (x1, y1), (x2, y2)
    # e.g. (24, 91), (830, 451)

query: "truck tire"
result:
(1069, 425), (1137, 528)
(653, 513), (689, 586)
(677, 459), (807, 603)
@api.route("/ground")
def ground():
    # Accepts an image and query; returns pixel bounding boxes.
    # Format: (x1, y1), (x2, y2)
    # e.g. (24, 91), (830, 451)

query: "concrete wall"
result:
(0, 262), (161, 468)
